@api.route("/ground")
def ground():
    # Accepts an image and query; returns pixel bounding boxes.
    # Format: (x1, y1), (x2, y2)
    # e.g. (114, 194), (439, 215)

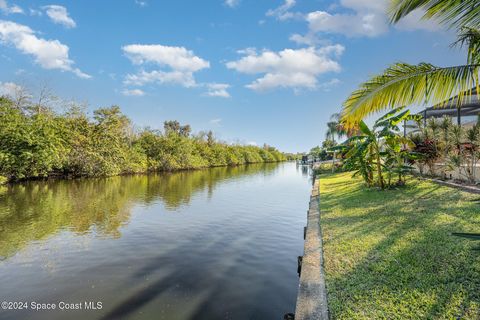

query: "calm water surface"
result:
(0, 163), (311, 320)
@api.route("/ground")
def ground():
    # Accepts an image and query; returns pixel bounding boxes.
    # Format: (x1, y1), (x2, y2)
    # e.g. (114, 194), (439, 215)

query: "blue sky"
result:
(0, 0), (467, 152)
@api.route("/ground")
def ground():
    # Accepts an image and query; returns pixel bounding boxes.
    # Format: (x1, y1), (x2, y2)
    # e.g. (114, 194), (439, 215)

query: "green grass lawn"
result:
(319, 172), (480, 319)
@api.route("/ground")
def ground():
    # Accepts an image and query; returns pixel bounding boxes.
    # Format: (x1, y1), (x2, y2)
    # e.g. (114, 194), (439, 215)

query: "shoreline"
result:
(295, 177), (329, 319)
(1, 160), (290, 185)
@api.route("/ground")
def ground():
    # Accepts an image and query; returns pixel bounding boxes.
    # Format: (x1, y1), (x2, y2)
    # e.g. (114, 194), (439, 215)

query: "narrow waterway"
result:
(0, 162), (312, 320)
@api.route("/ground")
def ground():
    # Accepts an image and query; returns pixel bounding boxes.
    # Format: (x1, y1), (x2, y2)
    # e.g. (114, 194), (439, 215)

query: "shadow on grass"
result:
(319, 173), (480, 319)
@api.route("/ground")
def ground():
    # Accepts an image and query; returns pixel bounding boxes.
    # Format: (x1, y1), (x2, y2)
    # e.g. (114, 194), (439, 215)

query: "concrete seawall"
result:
(294, 178), (329, 319)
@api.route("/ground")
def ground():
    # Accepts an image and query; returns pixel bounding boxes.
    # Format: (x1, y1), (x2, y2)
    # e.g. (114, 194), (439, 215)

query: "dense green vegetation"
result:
(0, 96), (287, 182)
(309, 142), (334, 162)
(411, 115), (480, 183)
(319, 172), (480, 319)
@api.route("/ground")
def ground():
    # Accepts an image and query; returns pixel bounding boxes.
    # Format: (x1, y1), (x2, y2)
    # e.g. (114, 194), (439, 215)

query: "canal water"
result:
(0, 162), (312, 320)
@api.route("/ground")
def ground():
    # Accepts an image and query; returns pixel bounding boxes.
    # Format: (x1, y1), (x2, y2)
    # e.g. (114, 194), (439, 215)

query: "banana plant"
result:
(332, 107), (419, 188)
(383, 135), (416, 186)
(335, 138), (374, 187)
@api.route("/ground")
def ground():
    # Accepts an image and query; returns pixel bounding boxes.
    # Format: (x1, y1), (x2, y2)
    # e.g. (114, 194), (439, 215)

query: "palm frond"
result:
(330, 112), (342, 121)
(451, 27), (480, 64)
(373, 106), (406, 128)
(388, 0), (480, 30)
(375, 109), (411, 129)
(341, 62), (480, 127)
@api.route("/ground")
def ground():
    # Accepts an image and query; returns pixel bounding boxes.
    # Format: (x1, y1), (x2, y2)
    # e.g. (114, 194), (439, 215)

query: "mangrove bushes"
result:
(0, 96), (286, 181)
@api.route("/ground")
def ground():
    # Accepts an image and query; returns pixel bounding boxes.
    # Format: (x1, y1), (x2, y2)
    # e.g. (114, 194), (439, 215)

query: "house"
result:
(404, 87), (480, 135)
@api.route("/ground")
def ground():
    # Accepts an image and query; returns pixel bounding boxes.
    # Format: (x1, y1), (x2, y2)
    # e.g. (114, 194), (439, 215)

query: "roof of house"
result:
(416, 87), (480, 118)
(404, 88), (480, 129)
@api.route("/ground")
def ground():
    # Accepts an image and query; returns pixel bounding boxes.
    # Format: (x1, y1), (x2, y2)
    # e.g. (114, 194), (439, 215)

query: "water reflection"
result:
(296, 163), (312, 178)
(0, 163), (278, 260)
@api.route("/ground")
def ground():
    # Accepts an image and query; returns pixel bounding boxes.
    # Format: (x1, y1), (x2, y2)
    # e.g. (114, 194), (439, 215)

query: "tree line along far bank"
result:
(0, 95), (289, 183)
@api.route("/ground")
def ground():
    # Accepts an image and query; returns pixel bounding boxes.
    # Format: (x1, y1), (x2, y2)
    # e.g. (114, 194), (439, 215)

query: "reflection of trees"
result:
(145, 163), (277, 209)
(0, 163), (278, 259)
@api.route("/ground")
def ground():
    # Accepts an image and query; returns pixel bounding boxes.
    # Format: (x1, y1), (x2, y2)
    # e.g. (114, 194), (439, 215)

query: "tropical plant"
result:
(389, 0), (480, 31)
(410, 133), (436, 175)
(325, 113), (346, 143)
(409, 117), (443, 176)
(334, 107), (418, 188)
(341, 62), (479, 127)
(463, 123), (480, 182)
(383, 134), (416, 186)
(438, 115), (452, 178)
(445, 119), (480, 182)
(341, 138), (374, 187)
(326, 113), (347, 171)
(341, 1), (480, 127)
(446, 124), (465, 179)
(452, 27), (480, 65)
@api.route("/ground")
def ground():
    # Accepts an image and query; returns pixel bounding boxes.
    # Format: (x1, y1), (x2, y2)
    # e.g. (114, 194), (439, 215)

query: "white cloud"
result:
(123, 44), (209, 72)
(122, 45), (227, 97)
(306, 10), (388, 37)
(209, 118), (222, 125)
(340, 0), (386, 12)
(122, 44), (209, 88)
(205, 83), (231, 98)
(0, 81), (22, 97)
(0, 20), (90, 78)
(124, 70), (196, 87)
(224, 0), (240, 8)
(237, 47), (257, 56)
(266, 0), (302, 21)
(122, 88), (145, 96)
(289, 33), (319, 46)
(135, 0), (147, 7)
(226, 45), (344, 91)
(280, 0), (441, 40)
(43, 5), (76, 28)
(0, 0), (23, 14)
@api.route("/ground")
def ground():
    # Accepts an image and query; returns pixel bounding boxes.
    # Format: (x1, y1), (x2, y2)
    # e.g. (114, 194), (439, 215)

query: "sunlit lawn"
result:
(319, 172), (480, 319)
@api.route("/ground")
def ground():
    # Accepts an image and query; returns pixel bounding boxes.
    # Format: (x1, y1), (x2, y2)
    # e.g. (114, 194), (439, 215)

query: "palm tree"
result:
(325, 113), (346, 143)
(389, 0), (479, 31)
(325, 113), (346, 171)
(325, 121), (339, 142)
(341, 1), (480, 126)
